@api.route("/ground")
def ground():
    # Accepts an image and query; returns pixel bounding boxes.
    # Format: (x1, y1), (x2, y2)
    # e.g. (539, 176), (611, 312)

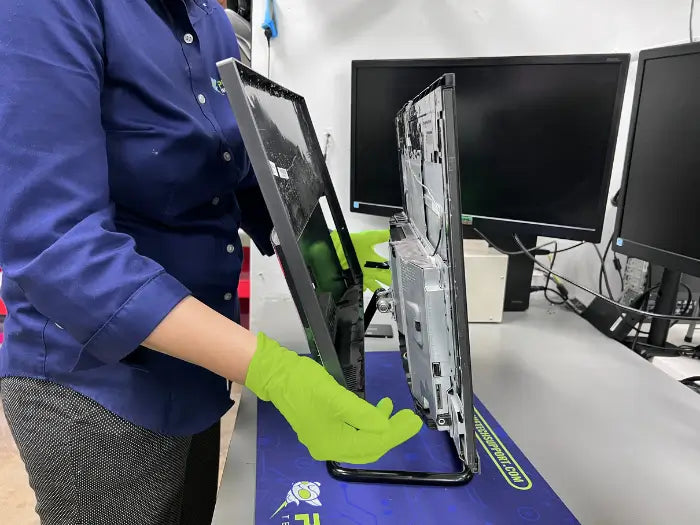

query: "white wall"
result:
(248, 0), (694, 327)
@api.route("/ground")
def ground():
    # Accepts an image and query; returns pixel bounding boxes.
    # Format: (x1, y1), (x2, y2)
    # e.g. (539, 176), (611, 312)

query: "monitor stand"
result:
(627, 267), (682, 358)
(326, 289), (475, 486)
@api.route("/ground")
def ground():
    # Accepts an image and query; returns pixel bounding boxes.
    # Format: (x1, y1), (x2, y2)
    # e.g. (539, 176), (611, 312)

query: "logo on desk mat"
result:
(474, 407), (533, 491)
(271, 481), (322, 520)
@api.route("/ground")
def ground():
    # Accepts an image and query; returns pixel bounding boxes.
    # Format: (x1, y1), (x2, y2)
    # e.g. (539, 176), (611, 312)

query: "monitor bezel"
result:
(218, 58), (365, 390)
(350, 54), (631, 242)
(612, 42), (700, 278)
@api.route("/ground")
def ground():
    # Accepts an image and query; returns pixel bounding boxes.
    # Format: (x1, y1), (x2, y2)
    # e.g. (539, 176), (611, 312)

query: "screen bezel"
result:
(218, 58), (365, 390)
(612, 42), (700, 277)
(351, 54), (630, 242)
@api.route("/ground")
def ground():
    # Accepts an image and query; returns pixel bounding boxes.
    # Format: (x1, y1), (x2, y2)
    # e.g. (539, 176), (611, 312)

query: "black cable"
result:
(614, 259), (624, 292)
(265, 32), (271, 77)
(323, 132), (331, 161)
(598, 235), (624, 298)
(598, 236), (612, 297)
(531, 286), (568, 304)
(631, 320), (643, 355)
(594, 242), (615, 299)
(681, 282), (694, 315)
(432, 227), (443, 256)
(635, 341), (696, 355)
(473, 228), (584, 256)
(681, 376), (700, 385)
(691, 0), (696, 42)
(636, 282), (694, 335)
(543, 243), (566, 305)
(513, 234), (700, 321)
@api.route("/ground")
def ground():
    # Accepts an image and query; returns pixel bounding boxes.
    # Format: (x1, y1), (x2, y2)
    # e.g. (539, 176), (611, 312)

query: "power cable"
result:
(513, 234), (700, 322)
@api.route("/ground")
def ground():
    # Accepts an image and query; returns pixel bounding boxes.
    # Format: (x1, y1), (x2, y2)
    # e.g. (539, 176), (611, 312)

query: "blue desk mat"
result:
(255, 352), (578, 525)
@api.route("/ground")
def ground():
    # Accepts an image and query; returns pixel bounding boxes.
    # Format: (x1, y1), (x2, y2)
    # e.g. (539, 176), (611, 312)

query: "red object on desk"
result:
(238, 246), (250, 328)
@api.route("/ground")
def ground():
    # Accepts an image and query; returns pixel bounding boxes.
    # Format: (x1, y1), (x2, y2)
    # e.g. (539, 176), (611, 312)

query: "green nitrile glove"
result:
(331, 229), (392, 292)
(245, 332), (423, 464)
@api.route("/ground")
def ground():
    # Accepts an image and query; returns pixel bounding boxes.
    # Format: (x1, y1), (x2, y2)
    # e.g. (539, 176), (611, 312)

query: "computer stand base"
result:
(625, 337), (679, 359)
(326, 461), (474, 486)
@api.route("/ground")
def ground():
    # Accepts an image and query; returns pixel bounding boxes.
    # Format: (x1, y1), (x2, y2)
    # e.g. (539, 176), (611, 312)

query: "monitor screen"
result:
(351, 56), (628, 241)
(614, 44), (700, 276)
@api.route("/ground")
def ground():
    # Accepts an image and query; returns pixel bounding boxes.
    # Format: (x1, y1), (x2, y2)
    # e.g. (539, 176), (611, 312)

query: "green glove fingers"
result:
(245, 333), (423, 464)
(375, 397), (394, 418)
(330, 229), (393, 293)
(336, 406), (424, 464)
(329, 387), (391, 433)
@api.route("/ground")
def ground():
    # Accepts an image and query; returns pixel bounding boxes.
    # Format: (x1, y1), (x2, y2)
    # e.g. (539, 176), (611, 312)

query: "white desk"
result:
(213, 298), (700, 525)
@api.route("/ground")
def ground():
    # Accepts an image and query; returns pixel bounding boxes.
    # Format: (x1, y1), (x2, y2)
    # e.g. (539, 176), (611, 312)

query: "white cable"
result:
(691, 0), (696, 42)
(406, 155), (444, 216)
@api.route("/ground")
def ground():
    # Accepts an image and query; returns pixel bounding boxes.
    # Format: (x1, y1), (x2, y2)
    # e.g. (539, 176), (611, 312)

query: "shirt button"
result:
(223, 151), (232, 162)
(197, 94), (206, 105)
(212, 196), (220, 206)
(226, 244), (235, 254)
(184, 33), (194, 44)
(224, 292), (233, 301)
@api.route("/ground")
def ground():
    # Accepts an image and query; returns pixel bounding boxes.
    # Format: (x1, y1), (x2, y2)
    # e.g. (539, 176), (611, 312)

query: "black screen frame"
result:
(612, 42), (700, 277)
(350, 54), (630, 242)
(218, 58), (365, 391)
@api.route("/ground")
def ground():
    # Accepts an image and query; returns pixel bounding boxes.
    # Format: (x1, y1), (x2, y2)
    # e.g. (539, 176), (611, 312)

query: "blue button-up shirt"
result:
(0, 0), (273, 435)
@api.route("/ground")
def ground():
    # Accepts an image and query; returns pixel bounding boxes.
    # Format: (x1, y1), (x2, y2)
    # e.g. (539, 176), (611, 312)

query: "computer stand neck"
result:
(325, 289), (476, 486)
(648, 268), (682, 347)
(629, 268), (683, 358)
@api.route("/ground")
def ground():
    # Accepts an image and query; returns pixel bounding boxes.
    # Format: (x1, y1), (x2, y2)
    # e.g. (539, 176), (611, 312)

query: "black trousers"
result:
(1, 377), (220, 525)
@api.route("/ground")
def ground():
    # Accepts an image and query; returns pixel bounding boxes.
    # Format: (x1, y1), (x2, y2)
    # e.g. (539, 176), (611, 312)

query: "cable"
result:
(406, 158), (443, 216)
(513, 234), (700, 321)
(323, 132), (331, 161)
(681, 282), (694, 315)
(543, 243), (565, 305)
(598, 235), (624, 299)
(636, 282), (694, 335)
(473, 228), (584, 256)
(681, 376), (700, 385)
(531, 285), (568, 304)
(594, 243), (615, 299)
(691, 0), (696, 42)
(432, 227), (443, 256)
(266, 35), (271, 77)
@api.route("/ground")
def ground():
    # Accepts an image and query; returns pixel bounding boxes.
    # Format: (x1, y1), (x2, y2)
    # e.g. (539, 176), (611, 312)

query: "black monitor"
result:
(351, 55), (629, 242)
(613, 42), (700, 348)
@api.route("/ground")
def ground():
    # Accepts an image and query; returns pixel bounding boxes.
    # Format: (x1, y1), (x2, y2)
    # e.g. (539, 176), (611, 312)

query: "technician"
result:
(0, 2), (421, 524)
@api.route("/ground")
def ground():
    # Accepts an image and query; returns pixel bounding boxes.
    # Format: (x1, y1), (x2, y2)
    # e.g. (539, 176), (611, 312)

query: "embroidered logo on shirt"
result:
(211, 77), (227, 95)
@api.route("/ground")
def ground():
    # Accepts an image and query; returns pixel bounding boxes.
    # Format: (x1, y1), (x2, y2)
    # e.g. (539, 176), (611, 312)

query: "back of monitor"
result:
(391, 74), (479, 470)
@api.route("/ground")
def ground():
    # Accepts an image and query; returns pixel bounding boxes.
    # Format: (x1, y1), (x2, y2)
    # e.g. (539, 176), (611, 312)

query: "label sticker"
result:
(268, 160), (279, 177)
(616, 238), (623, 247)
(277, 167), (289, 179)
